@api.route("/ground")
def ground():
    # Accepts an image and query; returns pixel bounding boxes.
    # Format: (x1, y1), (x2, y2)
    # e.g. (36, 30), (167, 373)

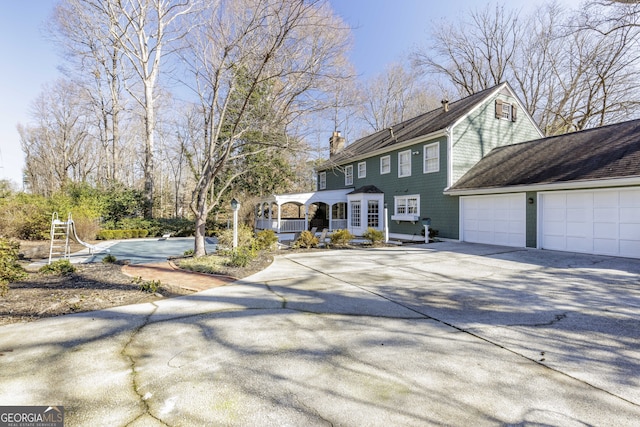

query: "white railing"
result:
(279, 219), (306, 232)
(331, 219), (347, 230)
(256, 218), (348, 232)
(255, 219), (277, 230)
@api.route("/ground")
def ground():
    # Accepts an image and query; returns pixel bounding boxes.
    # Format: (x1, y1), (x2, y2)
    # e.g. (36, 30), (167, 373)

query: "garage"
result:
(540, 188), (640, 258)
(461, 194), (526, 247)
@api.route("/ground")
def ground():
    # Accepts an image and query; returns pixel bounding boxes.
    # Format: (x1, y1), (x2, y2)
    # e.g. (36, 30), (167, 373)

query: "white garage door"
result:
(461, 194), (526, 247)
(540, 188), (640, 258)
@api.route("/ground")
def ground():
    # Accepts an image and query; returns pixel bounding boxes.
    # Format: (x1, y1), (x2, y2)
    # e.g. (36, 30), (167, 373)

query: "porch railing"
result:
(255, 218), (348, 232)
(331, 219), (347, 230)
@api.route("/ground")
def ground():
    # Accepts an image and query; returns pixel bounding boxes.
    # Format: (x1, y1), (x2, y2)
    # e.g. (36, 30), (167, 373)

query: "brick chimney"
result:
(329, 130), (345, 157)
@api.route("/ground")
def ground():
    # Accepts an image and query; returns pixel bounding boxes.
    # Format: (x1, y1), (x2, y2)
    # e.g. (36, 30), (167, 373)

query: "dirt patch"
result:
(2, 240), (275, 327)
(1, 262), (194, 326)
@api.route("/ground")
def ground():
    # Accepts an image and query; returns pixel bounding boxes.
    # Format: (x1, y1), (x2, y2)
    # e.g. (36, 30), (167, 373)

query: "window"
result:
(345, 165), (353, 186)
(392, 195), (420, 221)
(423, 142), (439, 173)
(319, 171), (326, 190)
(502, 103), (511, 120)
(358, 162), (366, 178)
(495, 99), (517, 122)
(350, 201), (361, 227)
(380, 155), (391, 174)
(398, 150), (411, 177)
(367, 200), (379, 228)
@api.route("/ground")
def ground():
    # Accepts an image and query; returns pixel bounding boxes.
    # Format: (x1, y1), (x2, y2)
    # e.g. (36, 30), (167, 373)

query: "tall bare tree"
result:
(413, 4), (521, 97)
(359, 62), (439, 132)
(19, 79), (95, 196)
(180, 0), (352, 256)
(102, 0), (194, 218)
(51, 0), (131, 186)
(413, 1), (640, 134)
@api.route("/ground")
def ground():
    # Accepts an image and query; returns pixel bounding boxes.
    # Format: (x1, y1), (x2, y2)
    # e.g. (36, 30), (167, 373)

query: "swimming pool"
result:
(90, 237), (218, 264)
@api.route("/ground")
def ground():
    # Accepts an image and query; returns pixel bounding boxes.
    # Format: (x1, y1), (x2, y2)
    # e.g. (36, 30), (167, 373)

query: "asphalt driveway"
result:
(1, 242), (639, 426)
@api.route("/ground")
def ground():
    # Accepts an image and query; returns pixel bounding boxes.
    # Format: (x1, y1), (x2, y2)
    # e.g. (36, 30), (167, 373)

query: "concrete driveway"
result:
(1, 242), (639, 426)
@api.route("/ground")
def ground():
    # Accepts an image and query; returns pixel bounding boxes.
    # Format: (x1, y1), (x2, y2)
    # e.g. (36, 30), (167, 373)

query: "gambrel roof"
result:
(322, 83), (520, 167)
(447, 119), (640, 193)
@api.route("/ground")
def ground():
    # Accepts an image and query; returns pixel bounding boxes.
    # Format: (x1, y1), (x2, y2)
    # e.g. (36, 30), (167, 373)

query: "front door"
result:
(347, 193), (384, 236)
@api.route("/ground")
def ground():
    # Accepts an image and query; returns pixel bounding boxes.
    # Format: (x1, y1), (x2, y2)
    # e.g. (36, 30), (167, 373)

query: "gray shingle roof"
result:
(322, 84), (506, 167)
(450, 119), (640, 191)
(347, 185), (384, 195)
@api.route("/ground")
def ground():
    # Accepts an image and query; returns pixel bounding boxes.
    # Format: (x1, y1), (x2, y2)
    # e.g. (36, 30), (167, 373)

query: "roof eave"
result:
(318, 129), (447, 170)
(444, 176), (640, 196)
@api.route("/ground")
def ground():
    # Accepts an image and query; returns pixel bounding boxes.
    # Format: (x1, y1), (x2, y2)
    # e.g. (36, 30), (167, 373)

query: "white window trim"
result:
(502, 103), (512, 120)
(344, 165), (353, 186)
(380, 155), (391, 175)
(398, 150), (411, 178)
(358, 161), (366, 178)
(391, 194), (420, 222)
(423, 142), (440, 174)
(319, 171), (326, 190)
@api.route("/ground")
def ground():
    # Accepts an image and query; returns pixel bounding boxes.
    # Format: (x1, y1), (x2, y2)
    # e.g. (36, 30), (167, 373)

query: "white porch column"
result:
(304, 203), (309, 231)
(329, 203), (333, 231)
(276, 203), (282, 233)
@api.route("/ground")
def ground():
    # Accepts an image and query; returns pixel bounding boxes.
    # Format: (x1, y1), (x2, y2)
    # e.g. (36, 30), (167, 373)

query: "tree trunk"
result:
(143, 81), (155, 219)
(194, 213), (207, 258)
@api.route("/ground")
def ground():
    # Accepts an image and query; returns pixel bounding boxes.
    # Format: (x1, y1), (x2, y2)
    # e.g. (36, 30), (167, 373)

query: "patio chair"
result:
(317, 228), (329, 247)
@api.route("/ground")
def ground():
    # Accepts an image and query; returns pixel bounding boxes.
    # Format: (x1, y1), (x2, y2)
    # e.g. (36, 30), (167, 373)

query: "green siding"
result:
(317, 87), (542, 241)
(319, 137), (460, 239)
(452, 91), (541, 183)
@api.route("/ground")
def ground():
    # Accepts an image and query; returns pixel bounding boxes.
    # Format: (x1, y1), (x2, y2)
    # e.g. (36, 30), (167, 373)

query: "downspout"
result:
(446, 126), (453, 189)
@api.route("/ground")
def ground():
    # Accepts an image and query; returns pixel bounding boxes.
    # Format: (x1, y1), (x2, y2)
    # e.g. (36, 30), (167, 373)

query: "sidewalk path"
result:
(122, 261), (235, 291)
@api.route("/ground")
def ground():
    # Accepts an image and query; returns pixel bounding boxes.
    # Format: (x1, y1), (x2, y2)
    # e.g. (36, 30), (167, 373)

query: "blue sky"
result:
(0, 0), (583, 187)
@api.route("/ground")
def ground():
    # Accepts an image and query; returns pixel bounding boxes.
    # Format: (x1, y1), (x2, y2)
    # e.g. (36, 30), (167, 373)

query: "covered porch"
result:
(254, 189), (352, 233)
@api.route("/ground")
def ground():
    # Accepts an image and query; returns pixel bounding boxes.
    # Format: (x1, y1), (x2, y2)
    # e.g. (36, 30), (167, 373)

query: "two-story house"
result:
(255, 81), (640, 258)
(256, 82), (543, 240)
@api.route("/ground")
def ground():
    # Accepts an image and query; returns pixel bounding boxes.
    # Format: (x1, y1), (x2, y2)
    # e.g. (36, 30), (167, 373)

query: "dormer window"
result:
(495, 99), (517, 122)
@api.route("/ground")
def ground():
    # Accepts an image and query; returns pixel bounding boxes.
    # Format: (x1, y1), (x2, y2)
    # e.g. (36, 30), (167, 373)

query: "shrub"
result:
(216, 223), (255, 251)
(0, 239), (27, 296)
(293, 230), (318, 249)
(133, 276), (161, 293)
(73, 215), (100, 241)
(39, 259), (76, 275)
(330, 229), (354, 247)
(183, 249), (194, 256)
(102, 254), (117, 264)
(226, 247), (256, 267)
(363, 227), (385, 246)
(254, 229), (278, 251)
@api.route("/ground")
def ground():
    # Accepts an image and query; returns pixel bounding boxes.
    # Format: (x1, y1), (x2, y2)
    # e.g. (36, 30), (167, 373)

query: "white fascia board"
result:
(444, 176), (640, 196)
(325, 130), (447, 168)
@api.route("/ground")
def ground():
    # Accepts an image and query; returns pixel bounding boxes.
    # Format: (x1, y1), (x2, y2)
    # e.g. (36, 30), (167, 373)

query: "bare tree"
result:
(413, 1), (640, 134)
(51, 0), (131, 186)
(19, 80), (95, 196)
(102, 0), (194, 218)
(358, 62), (439, 132)
(412, 4), (521, 97)
(180, 0), (352, 257)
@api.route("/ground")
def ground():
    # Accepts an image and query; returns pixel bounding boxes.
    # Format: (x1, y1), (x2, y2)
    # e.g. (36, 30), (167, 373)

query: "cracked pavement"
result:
(1, 242), (639, 426)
